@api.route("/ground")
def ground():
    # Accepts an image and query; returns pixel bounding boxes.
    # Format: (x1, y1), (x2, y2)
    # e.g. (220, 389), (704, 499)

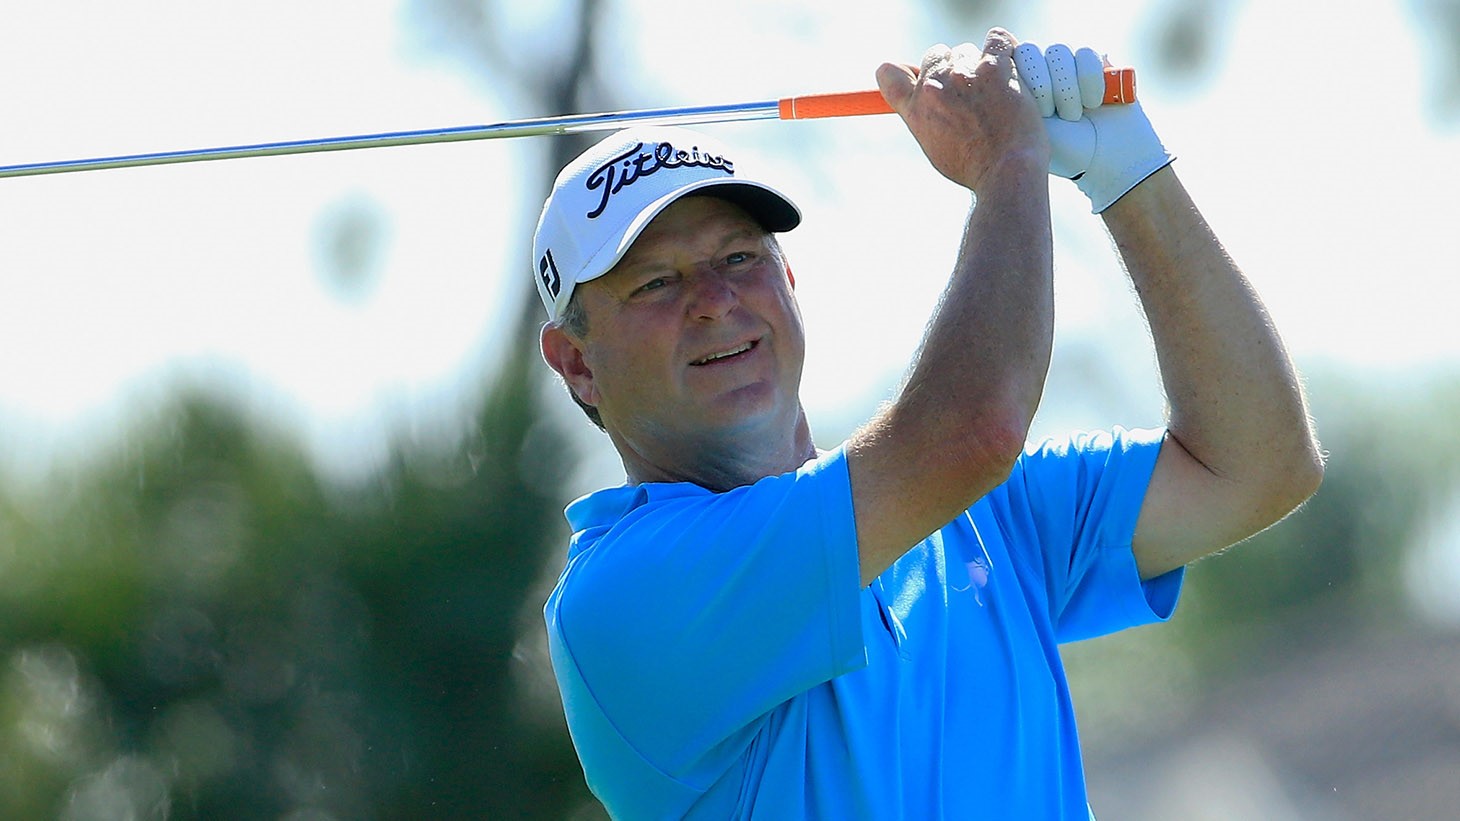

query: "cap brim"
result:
(697, 181), (801, 234)
(574, 178), (801, 291)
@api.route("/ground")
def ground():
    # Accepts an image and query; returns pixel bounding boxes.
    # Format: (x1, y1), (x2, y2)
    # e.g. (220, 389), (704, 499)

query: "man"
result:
(533, 29), (1322, 819)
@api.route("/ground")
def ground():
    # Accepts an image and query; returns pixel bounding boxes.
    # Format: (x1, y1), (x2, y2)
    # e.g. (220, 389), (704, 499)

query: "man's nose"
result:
(688, 270), (738, 320)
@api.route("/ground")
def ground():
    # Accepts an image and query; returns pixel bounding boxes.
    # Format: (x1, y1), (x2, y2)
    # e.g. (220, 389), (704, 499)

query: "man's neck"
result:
(613, 411), (817, 492)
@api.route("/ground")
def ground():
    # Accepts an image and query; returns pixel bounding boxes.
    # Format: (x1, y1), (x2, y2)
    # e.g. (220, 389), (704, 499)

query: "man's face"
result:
(562, 195), (806, 450)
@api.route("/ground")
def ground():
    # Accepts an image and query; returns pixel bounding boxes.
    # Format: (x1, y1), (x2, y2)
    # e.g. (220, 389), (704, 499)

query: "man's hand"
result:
(1012, 42), (1174, 212)
(875, 29), (1050, 195)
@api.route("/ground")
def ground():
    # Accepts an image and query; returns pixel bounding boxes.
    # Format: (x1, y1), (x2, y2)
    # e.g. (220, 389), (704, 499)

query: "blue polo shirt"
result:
(545, 427), (1183, 819)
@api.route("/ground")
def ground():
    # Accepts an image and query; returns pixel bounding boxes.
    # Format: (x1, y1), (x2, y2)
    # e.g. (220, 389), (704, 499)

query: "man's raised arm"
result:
(1010, 42), (1323, 579)
(847, 29), (1057, 586)
(1016, 39), (1325, 575)
(1107, 168), (1324, 578)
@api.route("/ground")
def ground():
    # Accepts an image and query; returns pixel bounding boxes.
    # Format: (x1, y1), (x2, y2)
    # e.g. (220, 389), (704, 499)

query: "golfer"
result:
(533, 29), (1322, 819)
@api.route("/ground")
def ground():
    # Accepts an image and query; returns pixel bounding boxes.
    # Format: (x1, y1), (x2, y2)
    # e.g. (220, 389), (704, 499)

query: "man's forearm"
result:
(907, 159), (1056, 434)
(848, 158), (1055, 584)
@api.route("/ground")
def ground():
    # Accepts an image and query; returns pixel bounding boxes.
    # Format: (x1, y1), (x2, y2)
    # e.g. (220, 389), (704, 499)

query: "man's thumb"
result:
(875, 62), (917, 113)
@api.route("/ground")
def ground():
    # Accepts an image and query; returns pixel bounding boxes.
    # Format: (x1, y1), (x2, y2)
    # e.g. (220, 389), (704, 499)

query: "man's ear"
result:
(785, 263), (796, 289)
(540, 323), (600, 409)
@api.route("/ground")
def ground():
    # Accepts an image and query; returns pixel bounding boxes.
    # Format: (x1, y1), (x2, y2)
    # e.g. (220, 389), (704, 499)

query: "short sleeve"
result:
(546, 447), (866, 782)
(994, 427), (1184, 642)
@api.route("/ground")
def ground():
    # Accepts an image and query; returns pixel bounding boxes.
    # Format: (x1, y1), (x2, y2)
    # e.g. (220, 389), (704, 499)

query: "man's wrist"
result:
(1099, 163), (1180, 225)
(972, 150), (1052, 200)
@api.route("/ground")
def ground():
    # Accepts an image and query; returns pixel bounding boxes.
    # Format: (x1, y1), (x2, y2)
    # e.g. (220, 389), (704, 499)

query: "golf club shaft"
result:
(0, 68), (1135, 179)
(0, 100), (784, 179)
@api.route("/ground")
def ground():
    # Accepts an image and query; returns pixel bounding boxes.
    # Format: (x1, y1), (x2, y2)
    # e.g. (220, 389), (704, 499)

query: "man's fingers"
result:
(920, 42), (953, 76)
(876, 61), (919, 112)
(980, 27), (1018, 61)
(950, 41), (982, 73)
(1017, 42), (1110, 119)
(1013, 43), (1056, 118)
(1045, 44), (1082, 121)
(1075, 47), (1105, 109)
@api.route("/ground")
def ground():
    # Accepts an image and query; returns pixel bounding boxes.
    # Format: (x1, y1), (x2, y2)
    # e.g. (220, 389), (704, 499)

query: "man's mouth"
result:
(690, 341), (755, 366)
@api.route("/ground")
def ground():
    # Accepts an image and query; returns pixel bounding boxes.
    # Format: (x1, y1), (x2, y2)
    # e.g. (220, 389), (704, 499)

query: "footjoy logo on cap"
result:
(584, 141), (734, 220)
(538, 249), (562, 299)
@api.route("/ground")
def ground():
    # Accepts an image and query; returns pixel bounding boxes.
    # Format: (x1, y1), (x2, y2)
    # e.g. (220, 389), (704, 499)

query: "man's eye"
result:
(635, 277), (667, 294)
(725, 252), (753, 266)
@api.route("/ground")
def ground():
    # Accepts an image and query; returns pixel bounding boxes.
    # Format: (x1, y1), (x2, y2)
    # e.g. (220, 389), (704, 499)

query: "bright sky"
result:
(0, 0), (1455, 484)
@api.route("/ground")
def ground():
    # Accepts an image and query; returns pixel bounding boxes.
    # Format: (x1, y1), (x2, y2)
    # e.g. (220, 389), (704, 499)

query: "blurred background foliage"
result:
(3, 0), (1459, 819)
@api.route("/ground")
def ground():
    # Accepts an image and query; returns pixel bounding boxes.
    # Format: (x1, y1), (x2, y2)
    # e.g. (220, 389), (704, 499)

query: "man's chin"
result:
(608, 383), (800, 443)
(697, 383), (791, 428)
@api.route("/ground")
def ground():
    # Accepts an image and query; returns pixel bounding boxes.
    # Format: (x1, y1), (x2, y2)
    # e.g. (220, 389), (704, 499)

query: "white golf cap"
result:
(531, 126), (802, 320)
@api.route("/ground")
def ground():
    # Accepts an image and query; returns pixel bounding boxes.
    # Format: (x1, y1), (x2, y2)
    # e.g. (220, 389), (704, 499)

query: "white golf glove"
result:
(1013, 42), (1174, 213)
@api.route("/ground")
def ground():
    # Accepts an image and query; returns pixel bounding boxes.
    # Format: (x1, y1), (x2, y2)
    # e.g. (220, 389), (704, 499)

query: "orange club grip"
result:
(778, 66), (1136, 120)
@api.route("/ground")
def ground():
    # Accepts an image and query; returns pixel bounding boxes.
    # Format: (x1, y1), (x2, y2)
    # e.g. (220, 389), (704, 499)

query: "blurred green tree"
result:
(0, 0), (614, 813)
(0, 372), (589, 818)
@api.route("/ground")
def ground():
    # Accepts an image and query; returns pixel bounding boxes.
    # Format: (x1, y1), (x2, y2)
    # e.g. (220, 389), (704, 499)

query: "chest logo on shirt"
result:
(952, 555), (991, 605)
(951, 514), (994, 606)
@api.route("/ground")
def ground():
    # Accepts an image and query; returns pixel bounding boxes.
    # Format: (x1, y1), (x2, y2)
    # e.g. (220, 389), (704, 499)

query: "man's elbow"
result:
(946, 407), (1030, 487)
(1255, 435), (1326, 525)
(1290, 444), (1326, 508)
(1289, 421), (1326, 500)
(883, 388), (1033, 484)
